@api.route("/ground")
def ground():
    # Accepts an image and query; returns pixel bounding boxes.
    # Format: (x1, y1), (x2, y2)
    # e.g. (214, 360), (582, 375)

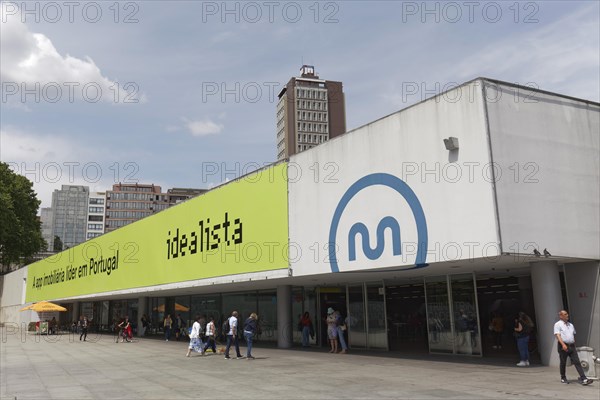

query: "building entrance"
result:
(318, 283), (388, 350)
(385, 282), (428, 353)
(476, 275), (538, 362)
(425, 274), (481, 356)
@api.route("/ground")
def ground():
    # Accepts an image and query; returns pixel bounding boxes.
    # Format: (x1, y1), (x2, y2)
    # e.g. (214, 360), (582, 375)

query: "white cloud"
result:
(0, 2), (139, 104)
(183, 118), (224, 137)
(379, 5), (600, 109)
(451, 5), (600, 101)
(0, 127), (137, 209)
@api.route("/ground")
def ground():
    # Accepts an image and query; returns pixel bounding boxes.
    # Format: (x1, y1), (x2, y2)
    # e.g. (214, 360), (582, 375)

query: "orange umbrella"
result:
(20, 301), (67, 312)
(153, 303), (190, 312)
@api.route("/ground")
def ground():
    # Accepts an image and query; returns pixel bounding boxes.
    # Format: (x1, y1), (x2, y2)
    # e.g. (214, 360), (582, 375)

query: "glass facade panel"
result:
(451, 274), (481, 355)
(366, 283), (387, 349)
(425, 276), (453, 354)
(257, 291), (277, 342)
(191, 295), (222, 325)
(150, 297), (165, 335)
(348, 284), (366, 349)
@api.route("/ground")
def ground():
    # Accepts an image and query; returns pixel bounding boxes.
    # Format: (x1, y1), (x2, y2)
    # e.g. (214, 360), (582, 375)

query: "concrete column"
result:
(137, 297), (147, 337)
(531, 261), (563, 366)
(72, 302), (80, 322)
(277, 285), (292, 348)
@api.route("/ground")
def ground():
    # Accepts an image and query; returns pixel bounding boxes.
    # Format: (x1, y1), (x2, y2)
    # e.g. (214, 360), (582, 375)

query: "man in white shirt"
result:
(224, 311), (243, 359)
(554, 310), (591, 385)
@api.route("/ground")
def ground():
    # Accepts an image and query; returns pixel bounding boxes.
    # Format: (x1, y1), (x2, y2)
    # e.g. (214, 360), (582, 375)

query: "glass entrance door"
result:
(451, 274), (481, 355)
(425, 274), (481, 356)
(348, 285), (366, 348)
(425, 276), (453, 353)
(366, 283), (387, 349)
(320, 283), (388, 350)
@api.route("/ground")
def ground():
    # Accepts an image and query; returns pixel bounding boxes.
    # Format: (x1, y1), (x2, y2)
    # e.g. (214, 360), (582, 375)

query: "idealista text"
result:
(166, 212), (243, 260)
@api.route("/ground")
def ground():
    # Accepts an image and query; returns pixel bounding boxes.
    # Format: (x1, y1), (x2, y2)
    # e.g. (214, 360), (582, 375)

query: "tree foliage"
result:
(0, 162), (46, 272)
(53, 235), (63, 252)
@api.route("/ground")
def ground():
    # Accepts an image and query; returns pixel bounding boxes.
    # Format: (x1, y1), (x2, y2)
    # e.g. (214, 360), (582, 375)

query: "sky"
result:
(1, 0), (599, 210)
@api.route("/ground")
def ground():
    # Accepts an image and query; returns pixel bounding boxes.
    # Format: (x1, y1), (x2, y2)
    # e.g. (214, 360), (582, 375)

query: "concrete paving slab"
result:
(2, 328), (598, 400)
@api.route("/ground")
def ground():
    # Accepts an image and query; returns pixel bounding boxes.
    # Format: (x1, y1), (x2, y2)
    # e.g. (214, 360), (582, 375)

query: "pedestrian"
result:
(114, 317), (123, 343)
(79, 316), (88, 341)
(224, 311), (243, 359)
(514, 311), (534, 367)
(118, 317), (132, 342)
(174, 313), (186, 341)
(49, 317), (57, 335)
(334, 310), (348, 354)
(300, 312), (313, 347)
(490, 312), (504, 349)
(554, 310), (592, 385)
(186, 315), (204, 357)
(203, 316), (217, 354)
(164, 314), (172, 341)
(140, 314), (149, 337)
(244, 313), (258, 359)
(326, 307), (338, 353)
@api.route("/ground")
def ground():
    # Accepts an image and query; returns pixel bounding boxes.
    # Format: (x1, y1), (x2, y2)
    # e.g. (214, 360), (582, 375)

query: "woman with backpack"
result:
(514, 311), (535, 367)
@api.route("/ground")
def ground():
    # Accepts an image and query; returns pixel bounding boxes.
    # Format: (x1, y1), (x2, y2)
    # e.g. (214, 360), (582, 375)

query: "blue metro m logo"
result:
(348, 216), (401, 261)
(328, 173), (428, 273)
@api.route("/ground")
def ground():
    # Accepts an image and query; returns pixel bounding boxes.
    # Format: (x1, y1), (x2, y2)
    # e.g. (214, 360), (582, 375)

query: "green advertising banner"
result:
(26, 163), (289, 302)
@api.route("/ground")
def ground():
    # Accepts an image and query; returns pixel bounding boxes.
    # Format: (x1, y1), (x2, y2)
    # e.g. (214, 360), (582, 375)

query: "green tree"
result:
(53, 235), (63, 252)
(0, 162), (46, 273)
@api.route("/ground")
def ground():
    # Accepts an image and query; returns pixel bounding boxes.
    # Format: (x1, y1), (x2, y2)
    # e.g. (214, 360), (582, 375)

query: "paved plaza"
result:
(1, 327), (598, 400)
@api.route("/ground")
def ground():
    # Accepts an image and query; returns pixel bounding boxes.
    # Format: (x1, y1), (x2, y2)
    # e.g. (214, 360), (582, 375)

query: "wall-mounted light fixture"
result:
(443, 137), (459, 151)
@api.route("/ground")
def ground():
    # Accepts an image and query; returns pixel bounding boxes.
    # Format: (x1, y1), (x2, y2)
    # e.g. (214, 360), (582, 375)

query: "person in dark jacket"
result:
(243, 313), (258, 359)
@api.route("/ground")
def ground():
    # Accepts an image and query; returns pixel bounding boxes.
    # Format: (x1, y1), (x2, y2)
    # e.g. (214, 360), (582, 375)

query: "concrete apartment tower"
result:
(276, 65), (346, 160)
(50, 185), (90, 249)
(86, 192), (106, 240)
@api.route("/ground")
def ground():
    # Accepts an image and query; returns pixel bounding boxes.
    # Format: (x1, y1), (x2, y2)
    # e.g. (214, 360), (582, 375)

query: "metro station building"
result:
(2, 78), (598, 366)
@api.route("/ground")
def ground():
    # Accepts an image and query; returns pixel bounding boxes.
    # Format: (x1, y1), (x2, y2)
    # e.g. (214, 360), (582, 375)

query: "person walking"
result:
(186, 315), (204, 357)
(164, 314), (172, 341)
(300, 312), (313, 347)
(118, 317), (132, 342)
(554, 310), (592, 385)
(514, 311), (534, 367)
(334, 310), (348, 354)
(224, 311), (243, 359)
(326, 308), (338, 354)
(244, 313), (258, 359)
(174, 313), (186, 341)
(79, 316), (88, 341)
(203, 316), (217, 354)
